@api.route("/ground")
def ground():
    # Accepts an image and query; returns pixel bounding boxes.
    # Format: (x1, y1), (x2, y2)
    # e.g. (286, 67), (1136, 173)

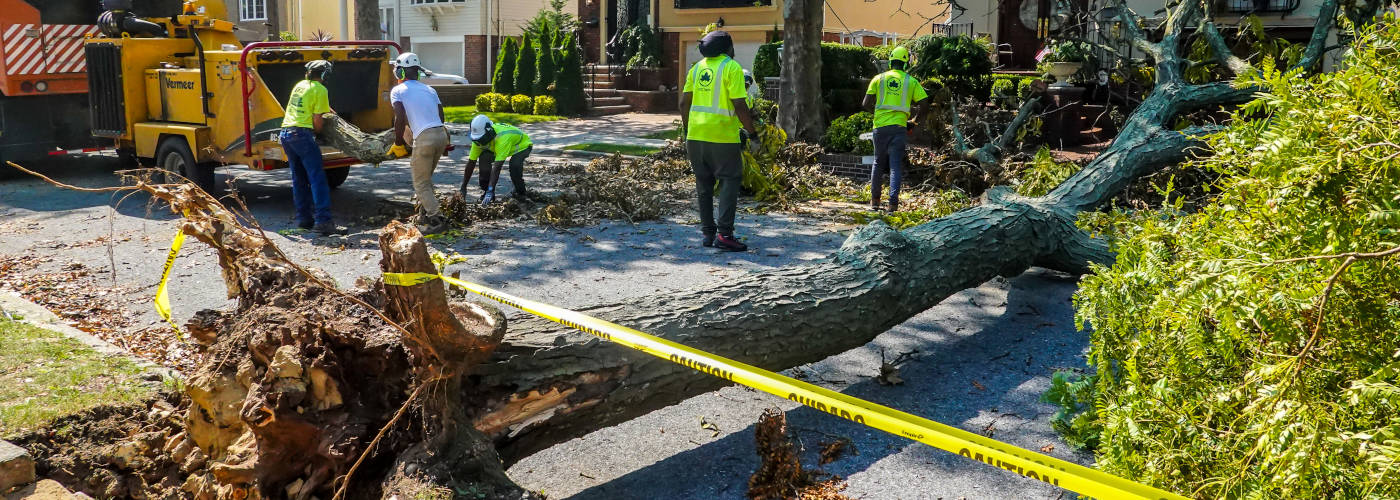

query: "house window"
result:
(410, 0), (466, 5)
(1218, 0), (1299, 13)
(674, 0), (773, 8)
(381, 8), (395, 40)
(240, 0), (267, 21)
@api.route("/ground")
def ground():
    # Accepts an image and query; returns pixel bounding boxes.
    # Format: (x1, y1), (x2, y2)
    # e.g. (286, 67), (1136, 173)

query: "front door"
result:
(998, 0), (1042, 69)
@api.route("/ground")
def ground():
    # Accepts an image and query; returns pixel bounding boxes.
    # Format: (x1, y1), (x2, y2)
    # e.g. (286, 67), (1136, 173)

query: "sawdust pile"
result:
(747, 409), (852, 500)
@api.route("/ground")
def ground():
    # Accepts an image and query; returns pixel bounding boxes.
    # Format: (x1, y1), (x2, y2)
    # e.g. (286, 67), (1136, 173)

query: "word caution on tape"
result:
(383, 271), (1187, 500)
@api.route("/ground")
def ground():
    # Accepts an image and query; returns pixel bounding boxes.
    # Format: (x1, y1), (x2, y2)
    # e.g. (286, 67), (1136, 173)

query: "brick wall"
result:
(579, 0), (602, 63)
(464, 35), (510, 85)
(820, 153), (872, 180)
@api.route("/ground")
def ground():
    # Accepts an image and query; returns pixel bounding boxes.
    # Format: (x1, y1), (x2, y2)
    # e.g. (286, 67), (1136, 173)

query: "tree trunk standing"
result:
(778, 0), (825, 142)
(354, 0), (380, 40)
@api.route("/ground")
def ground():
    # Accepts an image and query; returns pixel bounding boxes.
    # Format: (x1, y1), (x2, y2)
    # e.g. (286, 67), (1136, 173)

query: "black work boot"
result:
(313, 222), (348, 236)
(702, 233), (716, 247)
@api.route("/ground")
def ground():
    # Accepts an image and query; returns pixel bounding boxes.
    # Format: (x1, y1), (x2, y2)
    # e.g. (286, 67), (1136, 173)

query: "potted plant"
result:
(1036, 39), (1094, 87)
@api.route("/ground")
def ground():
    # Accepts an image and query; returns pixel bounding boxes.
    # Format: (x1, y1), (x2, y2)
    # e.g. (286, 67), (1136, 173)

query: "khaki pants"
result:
(410, 126), (449, 217)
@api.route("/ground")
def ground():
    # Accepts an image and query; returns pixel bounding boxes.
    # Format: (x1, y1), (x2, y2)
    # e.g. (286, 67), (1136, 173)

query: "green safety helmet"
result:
(890, 46), (910, 64)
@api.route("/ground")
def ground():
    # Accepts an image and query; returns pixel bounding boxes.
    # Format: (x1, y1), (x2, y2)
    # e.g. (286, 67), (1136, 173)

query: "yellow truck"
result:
(83, 0), (397, 192)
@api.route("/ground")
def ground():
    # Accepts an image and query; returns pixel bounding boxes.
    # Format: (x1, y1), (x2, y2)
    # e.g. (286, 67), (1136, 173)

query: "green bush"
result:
(908, 35), (992, 99)
(1014, 147), (1077, 196)
(514, 37), (537, 97)
(753, 41), (781, 80)
(618, 23), (662, 72)
(510, 94), (533, 114)
(475, 92), (498, 111)
(751, 97), (777, 125)
(492, 37), (518, 95)
(535, 30), (557, 96)
(1072, 25), (1400, 498)
(533, 95), (557, 115)
(490, 93), (512, 113)
(820, 112), (873, 155)
(553, 32), (587, 116)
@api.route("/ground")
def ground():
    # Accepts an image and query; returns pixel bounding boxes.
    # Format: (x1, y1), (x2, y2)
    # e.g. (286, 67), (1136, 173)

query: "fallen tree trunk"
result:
(465, 69), (1257, 465)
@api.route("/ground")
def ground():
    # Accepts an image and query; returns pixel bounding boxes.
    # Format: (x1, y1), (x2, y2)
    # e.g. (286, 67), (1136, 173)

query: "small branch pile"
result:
(747, 409), (852, 500)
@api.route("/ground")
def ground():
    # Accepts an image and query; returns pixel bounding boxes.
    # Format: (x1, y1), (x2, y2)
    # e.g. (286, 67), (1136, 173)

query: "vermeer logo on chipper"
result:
(165, 79), (195, 90)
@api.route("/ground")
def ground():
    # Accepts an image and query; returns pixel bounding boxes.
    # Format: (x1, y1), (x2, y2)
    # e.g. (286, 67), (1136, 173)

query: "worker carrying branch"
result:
(861, 46), (929, 213)
(387, 52), (450, 235)
(465, 115), (534, 205)
(280, 60), (347, 236)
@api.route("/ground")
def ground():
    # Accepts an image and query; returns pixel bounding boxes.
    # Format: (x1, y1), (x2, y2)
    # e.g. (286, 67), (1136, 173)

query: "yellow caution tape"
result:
(153, 227), (186, 335)
(383, 271), (1187, 500)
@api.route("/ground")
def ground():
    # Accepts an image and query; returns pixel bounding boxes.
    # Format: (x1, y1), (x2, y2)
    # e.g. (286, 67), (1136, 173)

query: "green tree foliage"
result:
(492, 37), (518, 95)
(514, 37), (537, 97)
(618, 23), (662, 72)
(553, 33), (587, 116)
(908, 35), (992, 100)
(1073, 24), (1400, 498)
(750, 41), (877, 89)
(819, 112), (873, 155)
(522, 0), (579, 37)
(753, 41), (781, 80)
(536, 29), (557, 96)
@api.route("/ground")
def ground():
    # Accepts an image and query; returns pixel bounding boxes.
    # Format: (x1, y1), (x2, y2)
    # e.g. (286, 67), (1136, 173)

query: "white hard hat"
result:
(469, 114), (494, 141)
(393, 52), (421, 68)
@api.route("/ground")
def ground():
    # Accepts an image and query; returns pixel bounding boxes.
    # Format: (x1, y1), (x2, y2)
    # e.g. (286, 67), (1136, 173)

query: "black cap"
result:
(698, 30), (734, 58)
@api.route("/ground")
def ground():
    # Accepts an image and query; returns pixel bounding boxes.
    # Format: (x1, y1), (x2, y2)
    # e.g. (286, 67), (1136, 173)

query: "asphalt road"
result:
(0, 145), (1095, 499)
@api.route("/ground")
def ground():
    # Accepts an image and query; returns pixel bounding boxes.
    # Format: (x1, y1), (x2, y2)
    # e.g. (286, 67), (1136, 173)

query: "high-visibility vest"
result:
(686, 56), (741, 144)
(874, 70), (915, 113)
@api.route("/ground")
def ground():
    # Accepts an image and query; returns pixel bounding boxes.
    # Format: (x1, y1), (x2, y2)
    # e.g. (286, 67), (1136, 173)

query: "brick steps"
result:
(584, 66), (634, 114)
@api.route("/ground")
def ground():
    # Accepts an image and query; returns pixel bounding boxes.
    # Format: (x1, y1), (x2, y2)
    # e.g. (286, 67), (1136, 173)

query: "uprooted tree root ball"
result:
(4, 169), (534, 499)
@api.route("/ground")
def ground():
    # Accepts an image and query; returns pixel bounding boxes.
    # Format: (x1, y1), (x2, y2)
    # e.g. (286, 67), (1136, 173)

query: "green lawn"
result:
(642, 128), (682, 140)
(444, 106), (565, 126)
(563, 143), (663, 156)
(0, 318), (154, 437)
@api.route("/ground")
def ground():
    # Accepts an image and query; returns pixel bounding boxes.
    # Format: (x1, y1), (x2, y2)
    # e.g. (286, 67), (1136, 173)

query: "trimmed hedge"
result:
(533, 95), (557, 115)
(510, 94), (533, 114)
(750, 41), (877, 90)
(908, 35), (993, 100)
(475, 92), (496, 111)
(553, 32), (587, 116)
(490, 93), (512, 113)
(535, 31), (557, 96)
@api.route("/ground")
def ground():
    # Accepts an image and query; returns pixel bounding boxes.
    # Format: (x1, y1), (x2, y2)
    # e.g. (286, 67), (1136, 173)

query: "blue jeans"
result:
(871, 125), (907, 210)
(280, 127), (333, 225)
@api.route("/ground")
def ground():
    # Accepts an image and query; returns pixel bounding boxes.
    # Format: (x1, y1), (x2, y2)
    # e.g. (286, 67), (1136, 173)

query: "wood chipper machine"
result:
(82, 0), (398, 192)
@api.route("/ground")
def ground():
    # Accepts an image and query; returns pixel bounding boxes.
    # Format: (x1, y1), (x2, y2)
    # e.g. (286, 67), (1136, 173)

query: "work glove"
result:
(388, 144), (409, 158)
(744, 130), (762, 155)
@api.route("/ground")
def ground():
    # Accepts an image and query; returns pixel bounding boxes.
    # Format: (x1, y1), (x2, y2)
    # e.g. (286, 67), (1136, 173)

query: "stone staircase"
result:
(585, 65), (633, 116)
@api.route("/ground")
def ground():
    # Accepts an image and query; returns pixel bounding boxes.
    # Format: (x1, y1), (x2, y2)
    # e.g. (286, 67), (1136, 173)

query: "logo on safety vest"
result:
(887, 77), (902, 91)
(698, 68), (715, 89)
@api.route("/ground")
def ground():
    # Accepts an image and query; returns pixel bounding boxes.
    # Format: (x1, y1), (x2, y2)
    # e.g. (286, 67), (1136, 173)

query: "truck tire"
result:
(155, 136), (217, 194)
(325, 166), (349, 189)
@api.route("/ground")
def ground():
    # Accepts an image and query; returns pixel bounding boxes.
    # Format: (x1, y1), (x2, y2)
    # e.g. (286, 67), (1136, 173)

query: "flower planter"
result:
(1046, 62), (1083, 88)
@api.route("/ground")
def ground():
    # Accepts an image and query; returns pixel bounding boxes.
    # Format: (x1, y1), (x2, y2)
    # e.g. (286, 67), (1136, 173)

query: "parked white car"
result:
(420, 69), (469, 85)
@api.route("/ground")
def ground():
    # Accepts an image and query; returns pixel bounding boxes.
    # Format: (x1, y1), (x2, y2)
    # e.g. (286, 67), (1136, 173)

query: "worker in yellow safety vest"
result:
(679, 30), (759, 252)
(861, 46), (929, 212)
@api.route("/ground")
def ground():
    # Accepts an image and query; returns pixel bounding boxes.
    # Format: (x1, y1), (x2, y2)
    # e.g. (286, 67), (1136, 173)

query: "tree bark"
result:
(354, 0), (381, 41)
(778, 0), (825, 142)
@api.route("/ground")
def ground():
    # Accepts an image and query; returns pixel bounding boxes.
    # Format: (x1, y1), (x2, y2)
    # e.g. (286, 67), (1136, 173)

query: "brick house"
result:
(222, 0), (358, 43)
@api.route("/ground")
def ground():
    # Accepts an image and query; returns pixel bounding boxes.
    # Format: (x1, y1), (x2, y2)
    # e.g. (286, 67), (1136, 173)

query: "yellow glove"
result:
(388, 144), (409, 158)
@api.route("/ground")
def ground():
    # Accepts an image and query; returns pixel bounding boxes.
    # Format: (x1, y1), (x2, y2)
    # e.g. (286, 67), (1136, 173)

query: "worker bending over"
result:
(280, 60), (346, 236)
(679, 30), (758, 252)
(465, 115), (534, 205)
(387, 52), (450, 235)
(861, 46), (929, 213)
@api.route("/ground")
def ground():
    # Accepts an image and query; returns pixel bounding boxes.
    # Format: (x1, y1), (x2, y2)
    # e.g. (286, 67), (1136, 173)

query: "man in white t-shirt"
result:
(387, 52), (449, 235)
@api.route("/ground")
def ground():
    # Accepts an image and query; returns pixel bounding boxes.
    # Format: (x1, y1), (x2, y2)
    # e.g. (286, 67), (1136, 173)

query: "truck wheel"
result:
(155, 137), (218, 194)
(325, 166), (349, 189)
